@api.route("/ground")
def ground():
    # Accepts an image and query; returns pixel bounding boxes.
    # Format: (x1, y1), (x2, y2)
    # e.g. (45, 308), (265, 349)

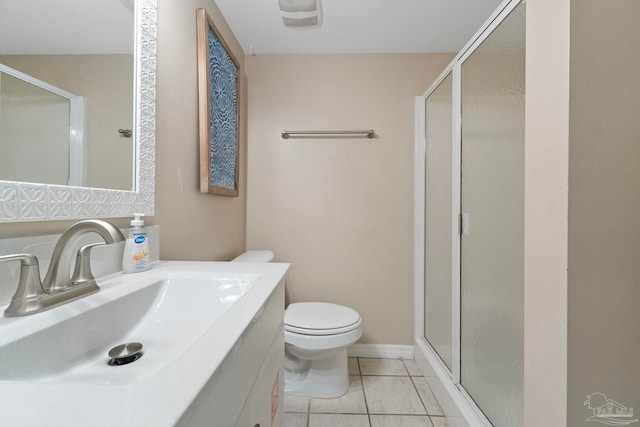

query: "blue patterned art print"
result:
(208, 26), (238, 193)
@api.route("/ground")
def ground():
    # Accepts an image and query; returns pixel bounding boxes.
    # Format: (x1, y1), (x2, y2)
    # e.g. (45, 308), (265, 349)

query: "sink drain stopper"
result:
(108, 342), (143, 366)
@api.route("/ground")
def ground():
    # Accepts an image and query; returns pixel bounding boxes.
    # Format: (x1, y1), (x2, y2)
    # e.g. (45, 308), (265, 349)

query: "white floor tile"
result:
(403, 359), (424, 376)
(362, 376), (426, 415)
(285, 396), (310, 413)
(430, 416), (452, 427)
(370, 414), (434, 427)
(414, 357), (438, 378)
(283, 412), (308, 427)
(359, 358), (408, 376)
(412, 377), (444, 416)
(284, 357), (452, 427)
(310, 376), (367, 414)
(309, 413), (370, 427)
(423, 376), (460, 417)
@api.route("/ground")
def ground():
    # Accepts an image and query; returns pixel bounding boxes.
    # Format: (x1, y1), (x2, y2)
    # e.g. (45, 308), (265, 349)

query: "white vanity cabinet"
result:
(235, 326), (284, 427)
(176, 281), (285, 427)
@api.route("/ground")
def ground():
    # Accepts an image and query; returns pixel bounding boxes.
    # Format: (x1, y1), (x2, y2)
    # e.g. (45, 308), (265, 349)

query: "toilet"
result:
(231, 250), (363, 399)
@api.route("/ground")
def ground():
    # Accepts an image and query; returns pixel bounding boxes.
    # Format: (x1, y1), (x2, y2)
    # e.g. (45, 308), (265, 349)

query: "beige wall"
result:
(524, 0), (570, 425)
(568, 0), (640, 425)
(1, 55), (134, 190)
(146, 0), (247, 261)
(0, 0), (246, 261)
(245, 53), (453, 345)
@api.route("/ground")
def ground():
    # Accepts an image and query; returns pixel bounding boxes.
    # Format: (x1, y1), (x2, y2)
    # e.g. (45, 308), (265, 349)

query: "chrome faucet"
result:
(42, 220), (125, 292)
(0, 220), (125, 317)
(0, 254), (46, 316)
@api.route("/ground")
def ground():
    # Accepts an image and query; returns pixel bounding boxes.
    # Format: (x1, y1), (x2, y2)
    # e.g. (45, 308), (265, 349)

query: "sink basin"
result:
(0, 271), (259, 383)
(0, 260), (289, 427)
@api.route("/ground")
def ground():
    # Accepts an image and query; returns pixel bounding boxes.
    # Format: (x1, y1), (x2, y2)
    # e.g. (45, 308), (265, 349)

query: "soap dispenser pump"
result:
(122, 213), (150, 273)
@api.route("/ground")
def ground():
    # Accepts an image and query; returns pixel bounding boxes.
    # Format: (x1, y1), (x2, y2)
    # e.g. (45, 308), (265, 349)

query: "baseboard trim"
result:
(347, 344), (415, 359)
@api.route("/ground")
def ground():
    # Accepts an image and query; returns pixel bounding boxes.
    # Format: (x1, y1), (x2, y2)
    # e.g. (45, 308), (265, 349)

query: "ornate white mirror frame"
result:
(0, 0), (157, 223)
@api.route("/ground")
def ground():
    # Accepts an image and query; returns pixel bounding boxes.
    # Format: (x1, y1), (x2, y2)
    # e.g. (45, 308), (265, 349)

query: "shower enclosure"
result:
(0, 64), (86, 187)
(414, 1), (525, 425)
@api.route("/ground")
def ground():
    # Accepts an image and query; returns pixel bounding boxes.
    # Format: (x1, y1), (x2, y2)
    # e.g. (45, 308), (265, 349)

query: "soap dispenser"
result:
(122, 213), (150, 273)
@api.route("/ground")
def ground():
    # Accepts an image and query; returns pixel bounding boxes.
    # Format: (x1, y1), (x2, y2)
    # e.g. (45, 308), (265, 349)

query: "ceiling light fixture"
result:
(277, 0), (321, 27)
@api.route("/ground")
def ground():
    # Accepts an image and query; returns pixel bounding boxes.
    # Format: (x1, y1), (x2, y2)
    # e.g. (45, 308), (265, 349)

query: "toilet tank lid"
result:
(231, 250), (274, 263)
(285, 302), (361, 330)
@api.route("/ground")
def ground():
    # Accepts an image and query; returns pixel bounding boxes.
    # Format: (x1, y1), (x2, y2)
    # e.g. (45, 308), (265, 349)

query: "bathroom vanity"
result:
(0, 260), (289, 426)
(177, 274), (286, 427)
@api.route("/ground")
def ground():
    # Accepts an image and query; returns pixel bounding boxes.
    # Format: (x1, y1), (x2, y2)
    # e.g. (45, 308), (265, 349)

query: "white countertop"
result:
(0, 260), (290, 426)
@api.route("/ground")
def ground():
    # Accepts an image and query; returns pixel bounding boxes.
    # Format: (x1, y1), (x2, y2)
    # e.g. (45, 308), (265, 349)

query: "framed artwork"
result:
(197, 8), (240, 196)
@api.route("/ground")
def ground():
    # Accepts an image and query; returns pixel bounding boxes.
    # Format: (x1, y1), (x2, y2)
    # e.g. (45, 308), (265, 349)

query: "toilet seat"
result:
(285, 318), (361, 336)
(285, 302), (361, 336)
(285, 323), (362, 351)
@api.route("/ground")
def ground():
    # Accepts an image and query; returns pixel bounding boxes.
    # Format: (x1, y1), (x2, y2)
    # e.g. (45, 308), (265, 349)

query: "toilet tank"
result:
(231, 250), (274, 263)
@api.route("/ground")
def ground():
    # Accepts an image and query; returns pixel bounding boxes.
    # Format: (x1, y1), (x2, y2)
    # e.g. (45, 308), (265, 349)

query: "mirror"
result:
(0, 0), (156, 223)
(0, 0), (135, 190)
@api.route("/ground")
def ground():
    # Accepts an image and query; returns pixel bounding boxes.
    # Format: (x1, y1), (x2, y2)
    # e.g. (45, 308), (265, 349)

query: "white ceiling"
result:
(0, 0), (505, 55)
(0, 0), (133, 55)
(213, 0), (505, 54)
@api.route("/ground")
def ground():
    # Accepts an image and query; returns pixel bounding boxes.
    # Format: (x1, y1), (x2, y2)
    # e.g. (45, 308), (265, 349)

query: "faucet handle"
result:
(0, 253), (47, 317)
(0, 253), (39, 265)
(71, 243), (105, 287)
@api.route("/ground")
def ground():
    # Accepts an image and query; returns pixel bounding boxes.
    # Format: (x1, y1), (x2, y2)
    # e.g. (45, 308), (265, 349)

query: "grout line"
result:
(402, 358), (419, 377)
(352, 356), (362, 376)
(358, 358), (373, 426)
(288, 357), (450, 426)
(401, 357), (410, 377)
(421, 377), (445, 416)
(409, 374), (430, 416)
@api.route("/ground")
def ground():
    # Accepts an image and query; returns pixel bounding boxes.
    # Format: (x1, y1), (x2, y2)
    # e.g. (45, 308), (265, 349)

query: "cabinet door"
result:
(235, 326), (284, 427)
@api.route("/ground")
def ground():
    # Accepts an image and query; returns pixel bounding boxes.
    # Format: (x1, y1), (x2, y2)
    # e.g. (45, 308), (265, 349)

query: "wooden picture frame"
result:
(197, 8), (240, 196)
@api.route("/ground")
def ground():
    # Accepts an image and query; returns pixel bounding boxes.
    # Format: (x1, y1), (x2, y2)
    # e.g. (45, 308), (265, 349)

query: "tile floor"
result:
(283, 357), (451, 427)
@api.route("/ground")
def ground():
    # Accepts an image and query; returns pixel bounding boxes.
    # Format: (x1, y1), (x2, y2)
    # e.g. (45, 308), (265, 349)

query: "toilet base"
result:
(284, 348), (349, 398)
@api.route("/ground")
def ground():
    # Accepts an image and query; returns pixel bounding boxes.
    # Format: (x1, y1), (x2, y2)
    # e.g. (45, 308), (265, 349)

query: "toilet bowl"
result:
(284, 302), (362, 398)
(231, 250), (363, 399)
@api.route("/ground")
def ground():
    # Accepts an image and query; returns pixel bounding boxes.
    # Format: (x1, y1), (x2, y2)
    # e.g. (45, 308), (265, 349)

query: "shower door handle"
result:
(460, 212), (471, 236)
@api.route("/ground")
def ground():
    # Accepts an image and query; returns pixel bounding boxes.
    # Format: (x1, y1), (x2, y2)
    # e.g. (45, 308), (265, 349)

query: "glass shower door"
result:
(459, 3), (525, 426)
(423, 73), (454, 371)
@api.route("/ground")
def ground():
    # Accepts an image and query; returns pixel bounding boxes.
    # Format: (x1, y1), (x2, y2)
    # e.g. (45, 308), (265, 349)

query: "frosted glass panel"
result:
(0, 73), (70, 185)
(424, 73), (453, 370)
(459, 3), (525, 426)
